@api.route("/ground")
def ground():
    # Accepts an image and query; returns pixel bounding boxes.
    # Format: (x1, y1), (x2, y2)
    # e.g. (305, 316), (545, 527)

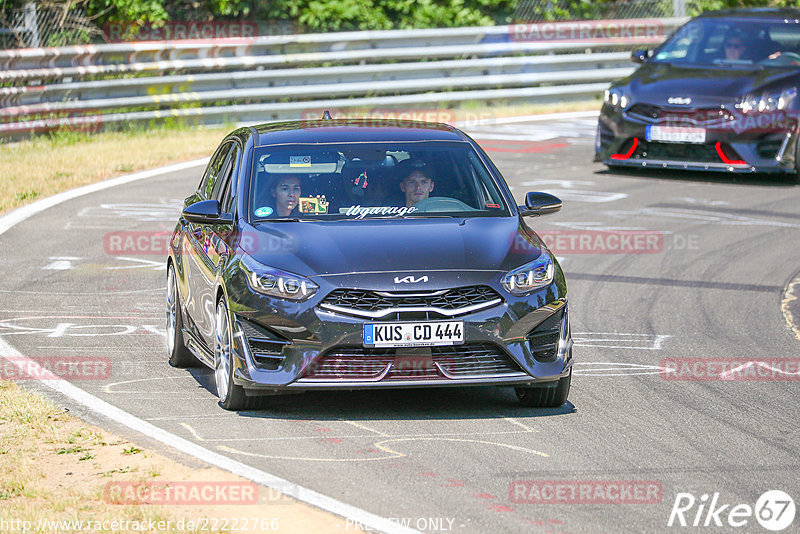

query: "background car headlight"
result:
(501, 251), (554, 296)
(241, 256), (318, 301)
(738, 87), (797, 113)
(604, 87), (629, 110)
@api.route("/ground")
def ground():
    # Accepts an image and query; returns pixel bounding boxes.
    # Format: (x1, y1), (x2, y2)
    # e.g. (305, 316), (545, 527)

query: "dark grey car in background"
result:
(596, 8), (800, 179)
(167, 118), (572, 410)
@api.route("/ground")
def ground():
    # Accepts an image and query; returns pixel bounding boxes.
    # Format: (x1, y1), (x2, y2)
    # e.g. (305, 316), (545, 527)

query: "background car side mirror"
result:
(182, 199), (233, 225)
(518, 192), (562, 217)
(631, 49), (651, 63)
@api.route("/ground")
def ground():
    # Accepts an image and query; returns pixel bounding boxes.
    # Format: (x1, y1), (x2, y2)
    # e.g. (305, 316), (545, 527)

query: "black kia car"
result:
(596, 8), (800, 179)
(167, 117), (572, 410)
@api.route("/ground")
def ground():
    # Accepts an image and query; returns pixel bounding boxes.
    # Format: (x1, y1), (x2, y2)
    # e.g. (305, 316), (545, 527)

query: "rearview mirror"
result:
(182, 199), (233, 225)
(518, 192), (562, 217)
(631, 49), (651, 63)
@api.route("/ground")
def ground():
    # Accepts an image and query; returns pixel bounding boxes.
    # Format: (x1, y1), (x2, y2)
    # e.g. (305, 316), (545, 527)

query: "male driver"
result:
(400, 170), (434, 207)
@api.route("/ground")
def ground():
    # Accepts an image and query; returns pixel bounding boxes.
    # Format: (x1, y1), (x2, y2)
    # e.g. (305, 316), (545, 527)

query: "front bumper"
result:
(595, 102), (800, 174)
(226, 283), (572, 394)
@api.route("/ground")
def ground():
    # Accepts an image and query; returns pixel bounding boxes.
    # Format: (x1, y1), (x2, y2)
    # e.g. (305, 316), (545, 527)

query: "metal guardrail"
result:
(0, 18), (688, 138)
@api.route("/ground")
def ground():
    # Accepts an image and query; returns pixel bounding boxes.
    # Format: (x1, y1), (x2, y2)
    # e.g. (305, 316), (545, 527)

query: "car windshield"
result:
(249, 141), (510, 221)
(653, 17), (800, 67)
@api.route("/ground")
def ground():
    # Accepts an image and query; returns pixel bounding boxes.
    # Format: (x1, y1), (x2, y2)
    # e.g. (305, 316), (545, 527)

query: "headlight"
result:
(241, 256), (318, 301)
(737, 87), (797, 113)
(604, 87), (629, 110)
(501, 251), (555, 296)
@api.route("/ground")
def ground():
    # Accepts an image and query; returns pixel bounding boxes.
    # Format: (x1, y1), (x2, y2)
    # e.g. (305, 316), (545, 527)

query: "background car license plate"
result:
(364, 321), (464, 348)
(646, 125), (706, 143)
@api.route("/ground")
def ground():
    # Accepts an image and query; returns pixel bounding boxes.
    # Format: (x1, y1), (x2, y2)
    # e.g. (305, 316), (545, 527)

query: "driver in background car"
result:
(400, 169), (435, 207)
(722, 32), (748, 61)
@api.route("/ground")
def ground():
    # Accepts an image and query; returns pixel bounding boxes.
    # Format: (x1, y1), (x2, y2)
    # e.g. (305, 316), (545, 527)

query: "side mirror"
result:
(519, 192), (562, 217)
(631, 49), (651, 64)
(182, 199), (233, 225)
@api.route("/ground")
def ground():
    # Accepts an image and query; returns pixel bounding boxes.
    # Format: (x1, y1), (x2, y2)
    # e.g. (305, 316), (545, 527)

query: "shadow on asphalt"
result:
(186, 366), (576, 420)
(596, 167), (800, 187)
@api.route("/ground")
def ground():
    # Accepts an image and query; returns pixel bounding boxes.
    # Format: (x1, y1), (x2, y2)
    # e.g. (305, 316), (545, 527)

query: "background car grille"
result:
(634, 141), (722, 163)
(299, 343), (525, 381)
(321, 286), (502, 317)
(627, 104), (736, 126)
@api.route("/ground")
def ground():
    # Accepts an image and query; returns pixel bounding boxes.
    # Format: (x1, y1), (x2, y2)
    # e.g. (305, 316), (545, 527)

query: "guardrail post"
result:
(672, 0), (686, 18)
(24, 2), (39, 48)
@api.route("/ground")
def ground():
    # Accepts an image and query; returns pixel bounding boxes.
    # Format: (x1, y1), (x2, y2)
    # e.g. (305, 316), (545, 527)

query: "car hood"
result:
(625, 62), (800, 107)
(240, 217), (545, 284)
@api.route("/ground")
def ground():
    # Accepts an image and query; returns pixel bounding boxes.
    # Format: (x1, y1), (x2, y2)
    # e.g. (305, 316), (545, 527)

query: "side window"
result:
(199, 141), (233, 199)
(216, 144), (241, 213)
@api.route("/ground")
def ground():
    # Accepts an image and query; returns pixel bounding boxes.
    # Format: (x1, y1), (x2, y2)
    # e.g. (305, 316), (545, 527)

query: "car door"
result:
(183, 141), (234, 348)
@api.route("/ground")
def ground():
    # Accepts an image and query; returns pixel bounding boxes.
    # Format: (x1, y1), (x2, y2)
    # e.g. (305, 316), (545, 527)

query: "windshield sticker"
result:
(485, 202), (501, 208)
(300, 196), (329, 214)
(254, 206), (274, 217)
(344, 205), (418, 219)
(289, 155), (312, 167)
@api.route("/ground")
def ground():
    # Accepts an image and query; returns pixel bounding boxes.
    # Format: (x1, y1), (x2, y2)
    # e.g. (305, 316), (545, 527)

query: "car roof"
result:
(698, 8), (800, 20)
(250, 119), (471, 147)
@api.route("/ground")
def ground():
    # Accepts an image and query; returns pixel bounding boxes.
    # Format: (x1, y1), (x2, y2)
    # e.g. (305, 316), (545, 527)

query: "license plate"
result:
(646, 125), (706, 144)
(363, 321), (464, 348)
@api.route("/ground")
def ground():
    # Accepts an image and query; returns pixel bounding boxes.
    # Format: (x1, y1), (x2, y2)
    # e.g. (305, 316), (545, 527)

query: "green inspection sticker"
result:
(254, 206), (273, 217)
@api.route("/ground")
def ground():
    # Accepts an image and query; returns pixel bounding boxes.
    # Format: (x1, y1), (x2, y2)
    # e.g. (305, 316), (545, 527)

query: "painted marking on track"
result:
(167, 429), (543, 443)
(374, 438), (549, 459)
(573, 332), (670, 350)
(339, 420), (388, 436)
(105, 257), (165, 271)
(103, 376), (199, 394)
(782, 274), (800, 341)
(549, 221), (647, 231)
(719, 361), (800, 379)
(604, 207), (800, 229)
(502, 417), (536, 432)
(217, 444), (404, 462)
(180, 422), (206, 441)
(43, 256), (83, 270)
(573, 362), (664, 377)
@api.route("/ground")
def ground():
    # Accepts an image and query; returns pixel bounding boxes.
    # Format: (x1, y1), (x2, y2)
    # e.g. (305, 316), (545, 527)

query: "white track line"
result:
(0, 159), (416, 534)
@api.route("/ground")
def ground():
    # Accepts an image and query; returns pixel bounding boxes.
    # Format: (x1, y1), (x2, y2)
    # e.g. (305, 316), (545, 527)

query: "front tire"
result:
(167, 264), (195, 368)
(516, 370), (571, 408)
(214, 298), (255, 411)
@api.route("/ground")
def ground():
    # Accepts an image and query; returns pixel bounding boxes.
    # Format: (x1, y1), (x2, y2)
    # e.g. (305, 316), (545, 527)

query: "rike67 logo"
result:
(668, 490), (795, 531)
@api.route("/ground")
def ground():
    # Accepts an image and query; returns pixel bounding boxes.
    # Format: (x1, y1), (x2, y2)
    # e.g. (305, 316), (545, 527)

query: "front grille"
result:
(633, 141), (721, 163)
(627, 105), (735, 126)
(527, 310), (564, 363)
(237, 317), (290, 370)
(627, 103), (661, 122)
(300, 343), (525, 381)
(320, 286), (502, 318)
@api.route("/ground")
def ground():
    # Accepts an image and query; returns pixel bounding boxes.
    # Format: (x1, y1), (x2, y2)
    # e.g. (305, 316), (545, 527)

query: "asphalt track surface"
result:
(2, 114), (800, 533)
